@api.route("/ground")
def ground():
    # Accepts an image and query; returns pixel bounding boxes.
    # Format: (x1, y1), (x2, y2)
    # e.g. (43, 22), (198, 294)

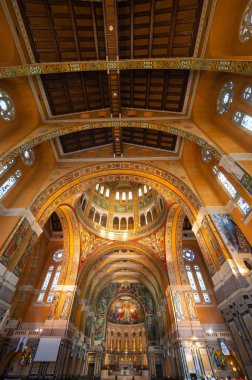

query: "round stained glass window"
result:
(53, 249), (63, 262)
(0, 89), (15, 121)
(216, 82), (234, 115)
(201, 148), (212, 163)
(183, 249), (195, 261)
(21, 148), (35, 166)
(240, 1), (252, 42)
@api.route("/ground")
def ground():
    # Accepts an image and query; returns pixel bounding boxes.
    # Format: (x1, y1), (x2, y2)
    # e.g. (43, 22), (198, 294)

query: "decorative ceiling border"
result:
(1, 58), (251, 79)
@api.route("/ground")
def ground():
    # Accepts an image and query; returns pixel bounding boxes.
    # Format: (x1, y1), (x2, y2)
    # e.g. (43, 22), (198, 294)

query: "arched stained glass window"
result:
(122, 191), (126, 201)
(116, 191), (120, 200)
(138, 188), (143, 197)
(233, 111), (252, 133)
(0, 159), (15, 178)
(47, 266), (61, 302)
(241, 85), (252, 104)
(105, 188), (110, 197)
(144, 185), (148, 194)
(95, 184), (99, 191)
(216, 82), (234, 115)
(185, 265), (197, 291)
(128, 191), (133, 200)
(0, 89), (15, 121)
(213, 166), (237, 199)
(0, 170), (23, 200)
(237, 197), (250, 215)
(194, 265), (206, 290)
(100, 186), (104, 195)
(240, 1), (252, 42)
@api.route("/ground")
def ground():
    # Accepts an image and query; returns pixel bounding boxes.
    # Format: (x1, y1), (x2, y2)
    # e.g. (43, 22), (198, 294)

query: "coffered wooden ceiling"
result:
(59, 127), (178, 153)
(17, 0), (204, 154)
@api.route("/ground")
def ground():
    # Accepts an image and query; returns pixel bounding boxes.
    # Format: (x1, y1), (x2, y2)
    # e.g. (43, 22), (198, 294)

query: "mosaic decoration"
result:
(107, 296), (144, 324)
(79, 225), (108, 265)
(138, 226), (165, 262)
(95, 282), (156, 342)
(201, 218), (227, 266)
(139, 192), (153, 208)
(172, 291), (185, 321)
(0, 120), (223, 167)
(13, 233), (37, 277)
(176, 211), (188, 284)
(114, 202), (133, 213)
(165, 205), (179, 285)
(30, 162), (201, 227)
(195, 230), (217, 277)
(211, 213), (252, 255)
(184, 292), (198, 320)
(0, 58), (252, 79)
(93, 194), (109, 210)
(0, 218), (30, 267)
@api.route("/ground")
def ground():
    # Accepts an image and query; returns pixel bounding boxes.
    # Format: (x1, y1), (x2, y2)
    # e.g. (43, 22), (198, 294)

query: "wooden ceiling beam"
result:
(103, 0), (122, 157)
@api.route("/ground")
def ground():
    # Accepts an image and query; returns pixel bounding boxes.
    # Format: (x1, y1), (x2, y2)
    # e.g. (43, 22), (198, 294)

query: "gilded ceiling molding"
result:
(0, 58), (252, 79)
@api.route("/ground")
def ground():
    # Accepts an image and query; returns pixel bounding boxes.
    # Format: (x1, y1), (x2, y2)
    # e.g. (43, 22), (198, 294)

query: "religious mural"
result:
(212, 213), (252, 255)
(94, 282), (156, 342)
(107, 296), (144, 324)
(139, 226), (166, 263)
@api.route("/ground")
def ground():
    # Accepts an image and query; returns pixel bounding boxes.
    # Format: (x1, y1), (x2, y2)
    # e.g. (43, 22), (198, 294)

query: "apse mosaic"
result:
(107, 296), (144, 324)
(94, 282), (156, 342)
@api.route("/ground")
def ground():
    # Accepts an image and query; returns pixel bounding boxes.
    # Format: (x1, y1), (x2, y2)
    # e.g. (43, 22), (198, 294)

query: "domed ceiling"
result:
(77, 180), (167, 240)
(107, 295), (144, 325)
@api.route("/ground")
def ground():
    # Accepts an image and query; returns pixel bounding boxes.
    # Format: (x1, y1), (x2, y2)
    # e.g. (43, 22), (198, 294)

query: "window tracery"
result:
(21, 148), (35, 166)
(213, 167), (237, 199)
(53, 249), (63, 262)
(0, 159), (15, 178)
(241, 85), (252, 104)
(239, 1), (252, 42)
(37, 261), (62, 303)
(216, 82), (234, 115)
(184, 251), (211, 304)
(233, 111), (252, 133)
(0, 89), (15, 121)
(183, 248), (195, 261)
(201, 148), (212, 163)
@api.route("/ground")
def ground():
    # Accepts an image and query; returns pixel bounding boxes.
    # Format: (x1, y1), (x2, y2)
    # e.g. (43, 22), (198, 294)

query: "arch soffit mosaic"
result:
(30, 162), (203, 228)
(78, 242), (169, 296)
(0, 121), (222, 167)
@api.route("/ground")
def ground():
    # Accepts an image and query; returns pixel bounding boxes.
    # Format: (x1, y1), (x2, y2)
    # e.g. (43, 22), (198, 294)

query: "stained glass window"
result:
(50, 266), (61, 291)
(100, 186), (104, 195)
(144, 185), (148, 194)
(128, 191), (133, 200)
(0, 170), (23, 200)
(216, 82), (234, 115)
(138, 188), (143, 197)
(233, 111), (252, 133)
(203, 293), (211, 303)
(122, 192), (126, 201)
(240, 1), (252, 42)
(105, 188), (110, 197)
(185, 266), (197, 291)
(96, 184), (99, 191)
(116, 191), (120, 200)
(201, 148), (212, 163)
(241, 85), (252, 104)
(0, 89), (15, 121)
(21, 148), (35, 167)
(194, 266), (206, 290)
(193, 293), (201, 303)
(0, 160), (15, 178)
(53, 249), (63, 262)
(183, 249), (195, 261)
(37, 293), (45, 303)
(237, 197), (250, 215)
(213, 167), (238, 199)
(41, 266), (54, 291)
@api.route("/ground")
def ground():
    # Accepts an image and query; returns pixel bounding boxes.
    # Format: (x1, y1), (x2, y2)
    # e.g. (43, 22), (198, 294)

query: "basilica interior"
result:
(0, 0), (252, 379)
